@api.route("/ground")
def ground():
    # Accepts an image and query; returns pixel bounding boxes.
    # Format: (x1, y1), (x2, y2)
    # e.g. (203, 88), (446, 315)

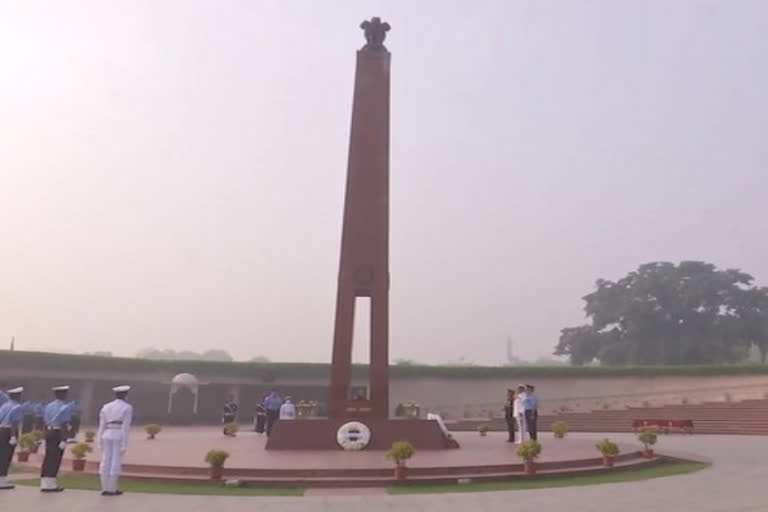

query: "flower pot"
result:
(643, 448), (654, 458)
(17, 451), (30, 462)
(602, 455), (615, 468)
(147, 434), (155, 440)
(479, 431), (487, 437)
(523, 460), (536, 475)
(72, 459), (86, 471)
(394, 465), (408, 481)
(210, 466), (224, 480)
(30, 444), (40, 454)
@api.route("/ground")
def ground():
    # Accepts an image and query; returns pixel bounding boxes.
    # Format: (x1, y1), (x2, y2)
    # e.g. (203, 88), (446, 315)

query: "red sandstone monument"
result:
(266, 18), (453, 450)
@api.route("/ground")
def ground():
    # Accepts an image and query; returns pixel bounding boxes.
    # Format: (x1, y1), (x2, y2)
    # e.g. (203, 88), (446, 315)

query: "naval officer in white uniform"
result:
(97, 385), (133, 496)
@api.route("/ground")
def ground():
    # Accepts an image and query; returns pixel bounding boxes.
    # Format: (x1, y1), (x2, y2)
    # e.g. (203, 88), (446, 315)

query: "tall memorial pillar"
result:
(266, 18), (455, 450)
(328, 17), (391, 420)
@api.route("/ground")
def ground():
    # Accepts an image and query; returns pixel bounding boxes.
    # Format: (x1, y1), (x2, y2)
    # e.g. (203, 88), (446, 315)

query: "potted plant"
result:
(552, 420), (568, 439)
(516, 439), (542, 475)
(71, 442), (93, 471)
(595, 439), (620, 467)
(223, 422), (239, 437)
(386, 441), (415, 481)
(145, 424), (162, 440)
(477, 424), (490, 437)
(29, 430), (44, 454)
(637, 429), (658, 458)
(204, 449), (230, 480)
(17, 433), (36, 462)
(84, 430), (96, 443)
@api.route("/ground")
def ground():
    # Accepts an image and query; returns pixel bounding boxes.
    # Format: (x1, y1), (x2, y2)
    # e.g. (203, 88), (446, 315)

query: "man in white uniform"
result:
(279, 396), (296, 420)
(97, 385), (133, 496)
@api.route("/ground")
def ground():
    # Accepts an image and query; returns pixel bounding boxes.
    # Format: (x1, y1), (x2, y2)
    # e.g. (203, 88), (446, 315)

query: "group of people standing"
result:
(504, 384), (539, 443)
(0, 384), (133, 497)
(225, 390), (296, 437)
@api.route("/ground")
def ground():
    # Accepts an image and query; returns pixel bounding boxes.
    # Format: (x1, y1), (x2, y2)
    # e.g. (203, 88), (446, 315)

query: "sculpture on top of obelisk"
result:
(360, 17), (391, 50)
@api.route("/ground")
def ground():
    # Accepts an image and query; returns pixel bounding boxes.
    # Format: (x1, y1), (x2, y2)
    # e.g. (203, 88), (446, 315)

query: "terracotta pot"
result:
(394, 465), (407, 481)
(602, 455), (615, 468)
(479, 431), (487, 437)
(523, 460), (536, 475)
(17, 452), (30, 463)
(30, 444), (40, 454)
(210, 466), (224, 480)
(72, 459), (86, 471)
(643, 448), (654, 458)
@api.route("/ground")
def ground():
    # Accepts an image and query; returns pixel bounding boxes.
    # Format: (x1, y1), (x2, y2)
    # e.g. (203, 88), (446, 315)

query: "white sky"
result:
(1, 0), (767, 364)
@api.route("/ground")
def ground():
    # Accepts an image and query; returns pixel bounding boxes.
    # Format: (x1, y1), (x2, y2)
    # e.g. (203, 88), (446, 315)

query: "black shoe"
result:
(41, 488), (64, 493)
(114, 490), (123, 495)
(0, 485), (15, 490)
(101, 491), (115, 496)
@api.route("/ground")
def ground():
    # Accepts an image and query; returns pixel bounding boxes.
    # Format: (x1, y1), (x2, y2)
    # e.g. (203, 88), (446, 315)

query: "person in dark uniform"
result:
(503, 389), (516, 443)
(222, 396), (238, 436)
(40, 385), (73, 493)
(0, 387), (24, 490)
(525, 384), (539, 441)
(253, 398), (267, 434)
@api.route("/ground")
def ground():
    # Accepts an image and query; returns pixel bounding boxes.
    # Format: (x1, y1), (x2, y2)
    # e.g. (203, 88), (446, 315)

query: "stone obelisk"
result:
(328, 17), (392, 420)
(266, 20), (454, 449)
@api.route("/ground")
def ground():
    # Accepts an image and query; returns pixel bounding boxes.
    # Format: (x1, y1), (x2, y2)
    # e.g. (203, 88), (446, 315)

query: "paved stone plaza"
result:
(1, 433), (766, 511)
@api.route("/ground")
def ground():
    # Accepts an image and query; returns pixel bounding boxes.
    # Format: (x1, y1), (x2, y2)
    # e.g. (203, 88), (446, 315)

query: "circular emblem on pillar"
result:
(336, 421), (371, 451)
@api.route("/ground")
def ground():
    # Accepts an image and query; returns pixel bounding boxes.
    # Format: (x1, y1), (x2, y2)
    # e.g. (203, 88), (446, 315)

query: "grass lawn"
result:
(388, 462), (709, 495)
(13, 475), (304, 497)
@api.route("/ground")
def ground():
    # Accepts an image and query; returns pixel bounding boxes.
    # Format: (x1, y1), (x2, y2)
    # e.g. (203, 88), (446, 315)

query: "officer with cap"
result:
(40, 385), (73, 492)
(98, 385), (133, 496)
(0, 387), (24, 490)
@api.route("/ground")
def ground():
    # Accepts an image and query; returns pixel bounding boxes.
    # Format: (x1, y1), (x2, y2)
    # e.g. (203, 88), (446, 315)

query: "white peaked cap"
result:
(8, 387), (24, 394)
(52, 385), (70, 391)
(112, 385), (131, 393)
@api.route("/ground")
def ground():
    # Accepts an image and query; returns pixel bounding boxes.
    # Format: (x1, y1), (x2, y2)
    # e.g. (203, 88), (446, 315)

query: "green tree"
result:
(555, 261), (762, 365)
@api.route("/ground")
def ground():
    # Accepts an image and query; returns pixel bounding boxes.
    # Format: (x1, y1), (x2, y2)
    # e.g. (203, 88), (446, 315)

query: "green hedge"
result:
(1, 350), (767, 380)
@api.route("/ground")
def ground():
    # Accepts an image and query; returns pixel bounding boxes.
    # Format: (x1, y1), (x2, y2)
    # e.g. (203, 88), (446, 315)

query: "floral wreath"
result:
(336, 421), (371, 451)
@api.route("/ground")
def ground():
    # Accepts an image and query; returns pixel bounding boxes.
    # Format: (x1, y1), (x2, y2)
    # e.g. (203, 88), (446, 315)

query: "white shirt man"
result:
(513, 385), (528, 444)
(98, 386), (133, 496)
(279, 398), (296, 420)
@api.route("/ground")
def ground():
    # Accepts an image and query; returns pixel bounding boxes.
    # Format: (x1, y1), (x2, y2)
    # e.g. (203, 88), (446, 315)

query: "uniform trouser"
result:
(0, 427), (17, 484)
(525, 410), (538, 441)
(505, 418), (516, 442)
(99, 437), (124, 492)
(41, 429), (64, 477)
(40, 428), (64, 489)
(515, 414), (528, 443)
(265, 410), (279, 436)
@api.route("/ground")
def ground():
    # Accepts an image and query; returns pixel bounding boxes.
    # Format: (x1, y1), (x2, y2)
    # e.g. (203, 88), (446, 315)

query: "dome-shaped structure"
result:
(171, 373), (199, 387)
(168, 373), (200, 415)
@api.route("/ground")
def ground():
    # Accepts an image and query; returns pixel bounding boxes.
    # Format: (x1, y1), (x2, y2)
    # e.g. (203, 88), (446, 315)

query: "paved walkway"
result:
(1, 433), (766, 511)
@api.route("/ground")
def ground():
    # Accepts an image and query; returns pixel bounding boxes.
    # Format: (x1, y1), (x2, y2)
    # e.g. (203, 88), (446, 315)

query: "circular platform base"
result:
(26, 427), (658, 487)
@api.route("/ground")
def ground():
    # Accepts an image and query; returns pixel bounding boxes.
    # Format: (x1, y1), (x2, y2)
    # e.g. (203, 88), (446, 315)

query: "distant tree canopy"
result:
(136, 348), (234, 362)
(554, 261), (768, 366)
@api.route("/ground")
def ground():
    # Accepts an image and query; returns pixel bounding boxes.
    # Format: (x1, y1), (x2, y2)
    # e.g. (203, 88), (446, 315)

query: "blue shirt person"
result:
(0, 391), (8, 407)
(0, 398), (23, 427)
(44, 399), (74, 429)
(263, 391), (283, 437)
(264, 392), (283, 412)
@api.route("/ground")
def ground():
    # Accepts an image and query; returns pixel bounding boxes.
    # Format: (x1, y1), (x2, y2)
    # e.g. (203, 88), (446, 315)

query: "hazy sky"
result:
(1, 0), (767, 365)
